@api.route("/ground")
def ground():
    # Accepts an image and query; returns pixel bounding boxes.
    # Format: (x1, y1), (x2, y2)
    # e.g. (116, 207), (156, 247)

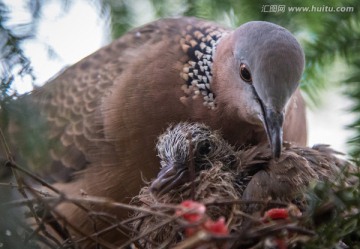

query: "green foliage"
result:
(0, 2), (34, 102)
(98, 0), (133, 39)
(304, 166), (360, 248)
(346, 57), (360, 158)
(0, 0), (71, 102)
(304, 13), (360, 157)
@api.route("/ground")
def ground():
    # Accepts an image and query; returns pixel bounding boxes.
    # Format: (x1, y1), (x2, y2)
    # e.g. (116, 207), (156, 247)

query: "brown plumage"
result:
(3, 17), (307, 245)
(133, 123), (351, 247)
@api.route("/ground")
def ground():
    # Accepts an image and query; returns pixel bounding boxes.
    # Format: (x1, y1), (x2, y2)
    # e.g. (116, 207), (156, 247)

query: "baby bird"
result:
(150, 122), (238, 196)
(133, 123), (241, 247)
(237, 143), (350, 213)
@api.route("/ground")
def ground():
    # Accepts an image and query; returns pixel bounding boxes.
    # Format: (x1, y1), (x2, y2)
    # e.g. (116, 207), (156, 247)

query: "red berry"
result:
(203, 217), (228, 235)
(176, 200), (206, 223)
(263, 208), (289, 222)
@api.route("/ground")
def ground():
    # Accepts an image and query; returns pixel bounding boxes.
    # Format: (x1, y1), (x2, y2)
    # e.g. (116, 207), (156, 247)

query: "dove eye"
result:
(240, 63), (252, 83)
(197, 140), (212, 156)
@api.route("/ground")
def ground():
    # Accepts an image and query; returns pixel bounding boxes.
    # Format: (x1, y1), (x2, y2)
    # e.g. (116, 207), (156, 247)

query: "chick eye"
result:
(240, 63), (252, 83)
(197, 140), (212, 156)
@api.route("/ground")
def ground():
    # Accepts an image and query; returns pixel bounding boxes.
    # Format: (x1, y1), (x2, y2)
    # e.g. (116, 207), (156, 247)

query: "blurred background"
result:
(0, 1), (359, 248)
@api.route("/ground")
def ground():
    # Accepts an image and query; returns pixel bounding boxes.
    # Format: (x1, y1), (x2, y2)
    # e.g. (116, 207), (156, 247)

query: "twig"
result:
(4, 161), (46, 245)
(5, 160), (61, 194)
(238, 220), (316, 240)
(0, 182), (17, 187)
(0, 127), (13, 161)
(0, 181), (51, 197)
(3, 195), (175, 218)
(4, 159), (138, 245)
(187, 132), (196, 200)
(119, 213), (182, 248)
(2, 186), (120, 248)
(26, 218), (64, 248)
(204, 199), (289, 207)
(173, 230), (211, 249)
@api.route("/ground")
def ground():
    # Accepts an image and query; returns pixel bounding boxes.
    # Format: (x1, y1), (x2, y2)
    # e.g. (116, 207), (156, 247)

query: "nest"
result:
(0, 158), (324, 249)
(0, 124), (359, 249)
(131, 162), (242, 247)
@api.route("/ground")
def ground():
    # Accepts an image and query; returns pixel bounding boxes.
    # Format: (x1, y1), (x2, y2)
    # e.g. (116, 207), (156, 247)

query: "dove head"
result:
(150, 123), (237, 196)
(213, 21), (305, 158)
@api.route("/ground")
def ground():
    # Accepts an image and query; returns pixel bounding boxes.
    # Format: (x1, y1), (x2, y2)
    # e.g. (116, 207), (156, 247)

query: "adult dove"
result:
(3, 17), (306, 245)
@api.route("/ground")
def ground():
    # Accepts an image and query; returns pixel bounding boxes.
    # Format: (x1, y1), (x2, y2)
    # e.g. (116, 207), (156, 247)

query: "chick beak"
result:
(150, 163), (189, 196)
(263, 108), (284, 158)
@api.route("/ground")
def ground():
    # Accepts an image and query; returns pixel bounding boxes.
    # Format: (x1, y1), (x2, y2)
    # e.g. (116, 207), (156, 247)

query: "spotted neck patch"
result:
(179, 25), (226, 110)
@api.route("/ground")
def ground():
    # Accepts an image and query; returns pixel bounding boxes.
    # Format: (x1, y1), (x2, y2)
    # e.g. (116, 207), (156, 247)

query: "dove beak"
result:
(250, 84), (284, 158)
(150, 163), (189, 196)
(262, 107), (284, 158)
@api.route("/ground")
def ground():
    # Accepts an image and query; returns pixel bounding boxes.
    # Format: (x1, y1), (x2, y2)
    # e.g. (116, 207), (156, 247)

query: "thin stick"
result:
(4, 159), (135, 242)
(204, 199), (288, 207)
(3, 195), (174, 219)
(0, 127), (13, 161)
(5, 160), (61, 194)
(187, 133), (196, 200)
(119, 214), (182, 248)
